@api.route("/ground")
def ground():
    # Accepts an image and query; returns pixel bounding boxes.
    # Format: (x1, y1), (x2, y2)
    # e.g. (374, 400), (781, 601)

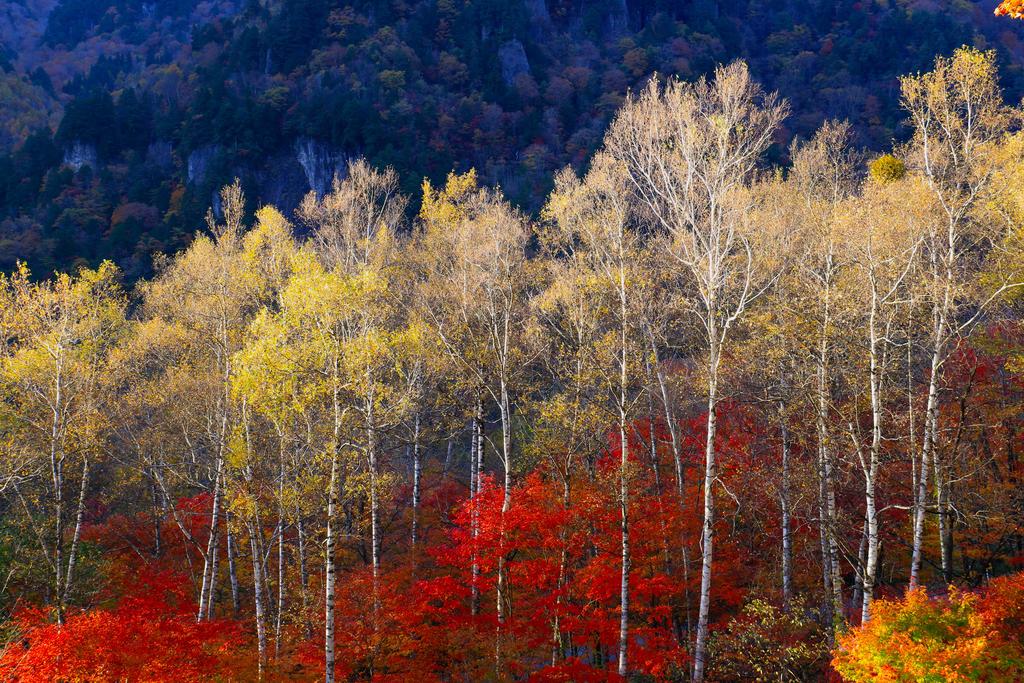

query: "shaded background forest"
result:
(3, 0), (1024, 279)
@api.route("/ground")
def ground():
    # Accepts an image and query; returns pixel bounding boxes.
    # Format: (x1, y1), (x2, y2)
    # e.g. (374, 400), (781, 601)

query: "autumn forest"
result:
(4, 10), (1024, 683)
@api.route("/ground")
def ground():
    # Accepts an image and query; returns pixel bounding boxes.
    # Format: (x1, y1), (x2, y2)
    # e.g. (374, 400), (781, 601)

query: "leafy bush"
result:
(709, 598), (831, 682)
(869, 154), (906, 183)
(833, 572), (1024, 682)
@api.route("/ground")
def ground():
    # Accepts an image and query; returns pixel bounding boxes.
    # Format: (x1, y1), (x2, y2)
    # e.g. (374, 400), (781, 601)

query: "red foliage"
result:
(11, 368), (1020, 681)
(0, 567), (246, 682)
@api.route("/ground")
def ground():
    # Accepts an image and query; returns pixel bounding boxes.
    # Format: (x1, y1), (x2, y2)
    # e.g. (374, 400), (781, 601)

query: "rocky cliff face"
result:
(294, 137), (347, 198)
(198, 139), (346, 220)
(187, 145), (221, 185)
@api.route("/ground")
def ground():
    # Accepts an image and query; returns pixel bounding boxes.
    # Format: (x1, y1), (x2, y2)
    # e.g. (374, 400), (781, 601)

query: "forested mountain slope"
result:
(1, 0), (1023, 278)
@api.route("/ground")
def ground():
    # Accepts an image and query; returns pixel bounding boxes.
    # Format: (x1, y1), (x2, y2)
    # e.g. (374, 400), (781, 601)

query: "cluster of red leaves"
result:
(288, 408), (766, 680)
(78, 492), (216, 575)
(0, 567), (247, 682)
(833, 572), (1024, 682)
(289, 461), (707, 680)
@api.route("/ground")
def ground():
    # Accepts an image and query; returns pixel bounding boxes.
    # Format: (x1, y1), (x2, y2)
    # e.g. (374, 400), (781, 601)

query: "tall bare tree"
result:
(605, 61), (787, 682)
(902, 47), (1019, 586)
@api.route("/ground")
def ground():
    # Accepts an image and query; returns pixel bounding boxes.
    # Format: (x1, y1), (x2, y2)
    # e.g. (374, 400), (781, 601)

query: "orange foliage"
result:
(996, 1), (1024, 19)
(833, 572), (1024, 682)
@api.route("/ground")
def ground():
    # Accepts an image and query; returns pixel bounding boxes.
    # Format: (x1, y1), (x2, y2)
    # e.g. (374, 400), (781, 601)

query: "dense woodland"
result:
(2, 43), (1024, 681)
(4, 0), (1024, 281)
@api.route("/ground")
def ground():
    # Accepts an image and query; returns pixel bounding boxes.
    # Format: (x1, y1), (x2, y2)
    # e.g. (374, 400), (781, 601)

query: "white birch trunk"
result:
(617, 274), (630, 678)
(693, 334), (719, 683)
(779, 414), (792, 608)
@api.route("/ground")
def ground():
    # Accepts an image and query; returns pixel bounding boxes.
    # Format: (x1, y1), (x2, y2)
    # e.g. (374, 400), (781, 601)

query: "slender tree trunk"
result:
(617, 278), (630, 678)
(200, 353), (231, 621)
(324, 454), (338, 683)
(411, 414), (421, 552)
(925, 222), (959, 585)
(325, 355), (342, 683)
(911, 289), (948, 588)
(862, 291), (882, 623)
(50, 366), (66, 625)
(240, 401), (266, 674)
(470, 402), (481, 617)
(297, 512), (311, 639)
(367, 388), (380, 604)
(908, 317), (919, 584)
(693, 337), (719, 683)
(656, 340), (695, 652)
(62, 458), (90, 609)
(226, 512), (241, 618)
(853, 516), (868, 614)
(476, 400), (486, 497)
(648, 398), (674, 578)
(816, 426), (834, 625)
(653, 334), (692, 649)
(647, 352), (688, 647)
(250, 520), (268, 677)
(935, 434), (953, 581)
(779, 413), (792, 609)
(817, 286), (843, 629)
(206, 486), (223, 621)
(151, 469), (162, 557)
(469, 422), (477, 503)
(911, 346), (940, 588)
(618, 416), (630, 679)
(495, 378), (513, 676)
(937, 244), (959, 584)
(650, 336), (684, 504)
(825, 462), (842, 621)
(552, 475), (570, 665)
(275, 448), (286, 660)
(198, 466), (223, 621)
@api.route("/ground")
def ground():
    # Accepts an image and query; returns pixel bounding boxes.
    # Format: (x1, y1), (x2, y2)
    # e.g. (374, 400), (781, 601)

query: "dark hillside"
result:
(1, 0), (1022, 277)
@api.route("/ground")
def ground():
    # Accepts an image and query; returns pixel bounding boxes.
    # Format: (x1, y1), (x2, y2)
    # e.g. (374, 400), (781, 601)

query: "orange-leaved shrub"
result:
(833, 572), (1024, 682)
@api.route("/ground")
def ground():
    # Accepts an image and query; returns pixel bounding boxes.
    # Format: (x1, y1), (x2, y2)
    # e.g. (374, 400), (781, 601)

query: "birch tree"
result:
(269, 248), (362, 683)
(901, 47), (1019, 586)
(787, 121), (861, 631)
(543, 152), (648, 675)
(604, 61), (787, 682)
(140, 180), (254, 621)
(415, 170), (535, 673)
(839, 175), (927, 622)
(0, 261), (125, 624)
(300, 159), (411, 605)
